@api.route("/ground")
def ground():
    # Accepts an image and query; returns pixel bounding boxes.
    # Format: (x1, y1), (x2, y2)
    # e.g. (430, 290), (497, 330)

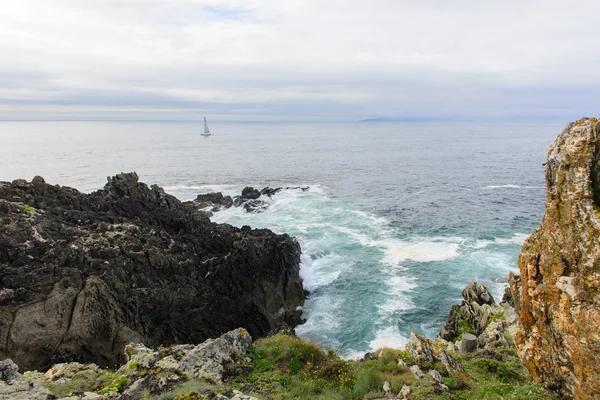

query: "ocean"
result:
(0, 120), (560, 357)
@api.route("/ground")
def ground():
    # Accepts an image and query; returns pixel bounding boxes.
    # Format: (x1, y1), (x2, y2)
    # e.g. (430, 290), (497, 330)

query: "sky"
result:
(1, 0), (599, 121)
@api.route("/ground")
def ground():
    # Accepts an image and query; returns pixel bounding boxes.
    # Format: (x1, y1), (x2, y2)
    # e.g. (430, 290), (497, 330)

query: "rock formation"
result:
(188, 185), (310, 215)
(0, 173), (305, 371)
(510, 118), (600, 399)
(0, 329), (260, 400)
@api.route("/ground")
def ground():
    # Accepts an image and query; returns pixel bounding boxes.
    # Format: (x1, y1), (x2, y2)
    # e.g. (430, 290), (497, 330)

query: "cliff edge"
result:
(0, 173), (305, 371)
(511, 118), (600, 399)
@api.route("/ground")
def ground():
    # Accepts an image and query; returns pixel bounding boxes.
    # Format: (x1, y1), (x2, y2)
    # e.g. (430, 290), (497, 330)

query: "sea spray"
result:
(179, 185), (528, 357)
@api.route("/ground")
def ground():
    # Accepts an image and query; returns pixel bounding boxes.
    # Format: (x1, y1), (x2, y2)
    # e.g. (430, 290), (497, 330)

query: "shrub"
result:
(352, 368), (382, 397)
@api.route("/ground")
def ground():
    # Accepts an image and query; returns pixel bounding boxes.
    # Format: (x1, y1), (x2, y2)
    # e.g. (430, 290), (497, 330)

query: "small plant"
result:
(99, 374), (129, 394)
(487, 310), (506, 326)
(22, 205), (35, 212)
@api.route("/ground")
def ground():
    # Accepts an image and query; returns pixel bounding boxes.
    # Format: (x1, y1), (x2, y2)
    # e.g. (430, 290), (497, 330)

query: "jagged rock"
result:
(124, 328), (252, 384)
(410, 365), (425, 379)
(439, 281), (496, 342)
(123, 343), (160, 369)
(0, 359), (20, 383)
(193, 192), (234, 210)
(0, 173), (304, 370)
(175, 328), (252, 383)
(42, 362), (101, 381)
(406, 331), (436, 363)
(398, 384), (410, 398)
(383, 380), (391, 392)
(429, 369), (442, 383)
(260, 186), (309, 197)
(510, 118), (600, 399)
(406, 331), (466, 377)
(242, 199), (269, 213)
(459, 333), (477, 354)
(241, 187), (261, 199)
(397, 358), (407, 367)
(0, 372), (54, 400)
(477, 321), (509, 349)
(120, 376), (151, 400)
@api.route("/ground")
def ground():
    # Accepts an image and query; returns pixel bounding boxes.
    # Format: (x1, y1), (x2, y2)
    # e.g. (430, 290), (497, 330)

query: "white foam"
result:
(296, 295), (343, 337)
(369, 326), (408, 351)
(164, 184), (237, 193)
(472, 233), (529, 249)
(299, 254), (318, 292)
(482, 184), (544, 190)
(380, 239), (460, 265)
(299, 253), (344, 291)
(482, 184), (521, 189)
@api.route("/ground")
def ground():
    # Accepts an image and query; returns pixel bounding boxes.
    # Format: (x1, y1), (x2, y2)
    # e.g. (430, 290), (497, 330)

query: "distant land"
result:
(358, 116), (475, 122)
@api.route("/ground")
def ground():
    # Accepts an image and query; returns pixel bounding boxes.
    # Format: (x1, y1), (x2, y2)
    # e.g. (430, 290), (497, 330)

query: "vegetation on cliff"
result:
(0, 330), (558, 400)
(511, 117), (600, 399)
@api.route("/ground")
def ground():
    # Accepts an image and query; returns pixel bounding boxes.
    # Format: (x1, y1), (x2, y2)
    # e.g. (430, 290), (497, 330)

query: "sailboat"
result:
(201, 116), (212, 137)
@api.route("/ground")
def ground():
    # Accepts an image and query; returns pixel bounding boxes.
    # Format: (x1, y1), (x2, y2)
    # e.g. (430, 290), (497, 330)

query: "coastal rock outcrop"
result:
(439, 281), (496, 342)
(0, 173), (305, 371)
(190, 186), (310, 214)
(510, 118), (600, 399)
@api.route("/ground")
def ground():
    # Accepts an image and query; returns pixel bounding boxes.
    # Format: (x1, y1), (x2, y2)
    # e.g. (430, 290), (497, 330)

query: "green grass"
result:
(99, 374), (129, 394)
(223, 334), (559, 400)
(43, 370), (115, 397)
(43, 334), (559, 400)
(486, 310), (506, 326)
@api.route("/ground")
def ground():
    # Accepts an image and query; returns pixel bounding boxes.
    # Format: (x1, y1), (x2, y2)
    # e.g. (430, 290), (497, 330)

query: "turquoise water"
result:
(0, 120), (560, 356)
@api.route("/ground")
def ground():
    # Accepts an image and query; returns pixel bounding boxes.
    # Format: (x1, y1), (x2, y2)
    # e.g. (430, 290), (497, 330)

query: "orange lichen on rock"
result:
(510, 118), (600, 399)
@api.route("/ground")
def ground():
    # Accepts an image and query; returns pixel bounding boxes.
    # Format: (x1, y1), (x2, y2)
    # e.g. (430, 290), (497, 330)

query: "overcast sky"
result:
(1, 0), (599, 121)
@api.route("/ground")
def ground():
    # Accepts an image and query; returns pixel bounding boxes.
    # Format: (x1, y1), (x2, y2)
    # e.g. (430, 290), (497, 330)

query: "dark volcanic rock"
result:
(0, 172), (305, 371)
(241, 187), (261, 200)
(195, 192), (233, 209)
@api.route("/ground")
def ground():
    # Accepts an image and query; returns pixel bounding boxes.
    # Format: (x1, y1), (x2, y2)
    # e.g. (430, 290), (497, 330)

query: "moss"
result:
(99, 374), (129, 394)
(125, 359), (139, 372)
(22, 204), (35, 212)
(487, 310), (506, 326)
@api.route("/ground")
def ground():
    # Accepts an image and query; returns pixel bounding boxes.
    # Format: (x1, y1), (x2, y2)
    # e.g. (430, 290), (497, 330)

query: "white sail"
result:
(201, 116), (211, 137)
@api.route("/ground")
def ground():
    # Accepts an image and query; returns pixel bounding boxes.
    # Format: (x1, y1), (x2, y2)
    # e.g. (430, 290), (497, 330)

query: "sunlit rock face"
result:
(511, 118), (600, 399)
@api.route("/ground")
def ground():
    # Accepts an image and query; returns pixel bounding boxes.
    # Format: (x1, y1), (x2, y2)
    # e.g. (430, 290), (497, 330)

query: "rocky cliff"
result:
(0, 173), (305, 371)
(510, 118), (600, 399)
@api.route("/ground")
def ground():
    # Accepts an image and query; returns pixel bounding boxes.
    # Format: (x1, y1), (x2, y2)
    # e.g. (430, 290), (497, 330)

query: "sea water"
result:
(0, 120), (560, 357)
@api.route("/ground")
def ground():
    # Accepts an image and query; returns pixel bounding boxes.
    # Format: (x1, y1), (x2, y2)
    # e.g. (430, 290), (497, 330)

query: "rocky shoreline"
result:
(0, 173), (304, 371)
(0, 281), (549, 400)
(2, 118), (600, 399)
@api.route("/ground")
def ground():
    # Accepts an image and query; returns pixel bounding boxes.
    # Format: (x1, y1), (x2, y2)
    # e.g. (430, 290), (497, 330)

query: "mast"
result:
(204, 117), (210, 134)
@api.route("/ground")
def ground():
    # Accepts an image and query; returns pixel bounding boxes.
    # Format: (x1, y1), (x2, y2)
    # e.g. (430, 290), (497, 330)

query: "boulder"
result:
(458, 333), (477, 354)
(241, 187), (261, 199)
(193, 192), (234, 209)
(399, 384), (410, 398)
(0, 173), (305, 370)
(0, 359), (20, 383)
(410, 365), (424, 379)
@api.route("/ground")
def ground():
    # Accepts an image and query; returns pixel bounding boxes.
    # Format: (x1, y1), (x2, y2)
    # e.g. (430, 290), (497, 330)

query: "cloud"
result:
(1, 0), (599, 120)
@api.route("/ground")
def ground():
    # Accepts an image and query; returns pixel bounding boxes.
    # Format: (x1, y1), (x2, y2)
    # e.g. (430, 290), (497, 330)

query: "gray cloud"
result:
(1, 0), (599, 121)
